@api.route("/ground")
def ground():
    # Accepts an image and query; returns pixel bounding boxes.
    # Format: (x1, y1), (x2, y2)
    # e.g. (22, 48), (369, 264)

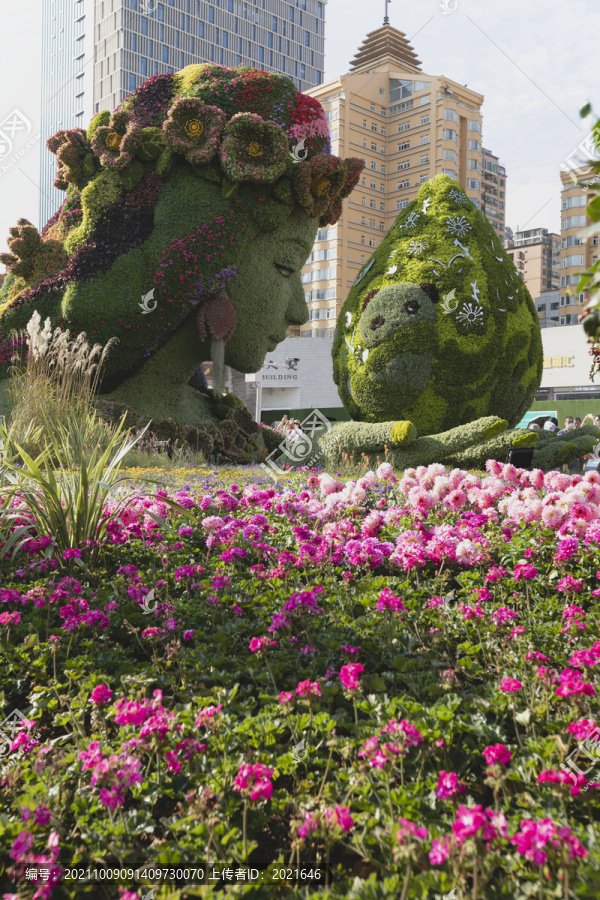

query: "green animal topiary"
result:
(0, 65), (364, 426)
(332, 175), (542, 433)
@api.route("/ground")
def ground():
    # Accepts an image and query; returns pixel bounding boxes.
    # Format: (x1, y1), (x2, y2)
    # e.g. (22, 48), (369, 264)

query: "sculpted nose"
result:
(286, 275), (309, 326)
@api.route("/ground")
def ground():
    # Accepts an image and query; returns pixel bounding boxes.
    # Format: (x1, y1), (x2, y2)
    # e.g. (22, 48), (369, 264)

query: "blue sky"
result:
(0, 0), (598, 259)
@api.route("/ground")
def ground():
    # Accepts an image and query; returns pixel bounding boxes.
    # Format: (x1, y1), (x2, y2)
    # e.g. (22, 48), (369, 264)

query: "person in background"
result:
(544, 420), (559, 433)
(277, 415), (290, 435)
(582, 413), (597, 426)
(574, 417), (582, 429)
(527, 422), (541, 431)
(558, 416), (574, 436)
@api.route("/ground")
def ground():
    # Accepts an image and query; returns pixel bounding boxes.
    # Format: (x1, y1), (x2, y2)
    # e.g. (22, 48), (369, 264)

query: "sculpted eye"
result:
(404, 300), (420, 314)
(274, 263), (294, 279)
(370, 315), (385, 330)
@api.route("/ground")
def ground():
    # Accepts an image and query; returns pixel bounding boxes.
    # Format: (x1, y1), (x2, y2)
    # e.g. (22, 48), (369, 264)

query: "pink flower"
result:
(376, 588), (405, 614)
(396, 817), (429, 843)
(453, 804), (486, 842)
(499, 676), (523, 693)
(233, 763), (274, 802)
(279, 691), (294, 705)
(511, 818), (557, 865)
(183, 629), (194, 640)
(429, 837), (450, 865)
(567, 718), (597, 740)
(9, 830), (34, 862)
(34, 806), (52, 826)
(195, 704), (223, 727)
(339, 663), (364, 691)
(513, 563), (539, 581)
(334, 805), (355, 832)
(99, 786), (125, 809)
(62, 548), (82, 560)
(296, 680), (322, 698)
(90, 684), (113, 706)
(249, 636), (278, 652)
(482, 744), (512, 766)
(298, 812), (318, 839)
(436, 770), (465, 799)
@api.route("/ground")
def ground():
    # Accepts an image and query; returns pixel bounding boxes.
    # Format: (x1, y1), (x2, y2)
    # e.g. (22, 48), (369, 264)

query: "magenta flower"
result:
(557, 574), (585, 593)
(233, 763), (274, 802)
(195, 704), (223, 727)
(9, 830), (34, 862)
(376, 588), (405, 614)
(453, 804), (486, 842)
(396, 817), (429, 843)
(298, 812), (318, 839)
(89, 684), (113, 706)
(62, 548), (82, 560)
(279, 691), (294, 705)
(162, 97), (226, 165)
(482, 744), (512, 766)
(513, 563), (539, 581)
(339, 663), (364, 691)
(296, 680), (322, 698)
(249, 635), (278, 652)
(183, 629), (194, 640)
(435, 770), (466, 799)
(499, 676), (523, 693)
(429, 837), (450, 865)
(333, 805), (355, 832)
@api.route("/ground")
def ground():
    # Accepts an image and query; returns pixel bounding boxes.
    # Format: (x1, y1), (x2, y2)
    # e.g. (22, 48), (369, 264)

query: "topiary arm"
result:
(317, 420), (418, 467)
(442, 429), (539, 471)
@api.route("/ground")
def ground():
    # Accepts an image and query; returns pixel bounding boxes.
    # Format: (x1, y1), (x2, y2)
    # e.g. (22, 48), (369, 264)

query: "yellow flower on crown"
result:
(106, 132), (122, 150)
(185, 119), (203, 140)
(247, 141), (263, 158)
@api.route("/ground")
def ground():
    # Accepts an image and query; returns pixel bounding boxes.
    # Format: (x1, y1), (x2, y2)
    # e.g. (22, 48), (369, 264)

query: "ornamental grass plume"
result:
(6, 312), (119, 463)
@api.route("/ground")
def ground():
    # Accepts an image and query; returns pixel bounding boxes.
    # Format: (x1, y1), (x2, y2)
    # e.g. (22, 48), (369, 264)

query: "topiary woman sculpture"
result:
(0, 65), (364, 426)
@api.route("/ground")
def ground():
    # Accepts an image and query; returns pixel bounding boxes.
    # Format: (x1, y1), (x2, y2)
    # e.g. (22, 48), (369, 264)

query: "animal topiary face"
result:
(332, 175), (543, 434)
(0, 65), (364, 394)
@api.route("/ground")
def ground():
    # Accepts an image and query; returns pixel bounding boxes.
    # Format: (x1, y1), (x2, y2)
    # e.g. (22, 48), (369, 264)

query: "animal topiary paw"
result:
(482, 419), (508, 441)
(390, 420), (417, 445)
(512, 432), (539, 448)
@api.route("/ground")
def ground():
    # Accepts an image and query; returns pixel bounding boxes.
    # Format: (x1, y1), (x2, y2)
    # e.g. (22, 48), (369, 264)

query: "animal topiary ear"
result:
(419, 282), (440, 304)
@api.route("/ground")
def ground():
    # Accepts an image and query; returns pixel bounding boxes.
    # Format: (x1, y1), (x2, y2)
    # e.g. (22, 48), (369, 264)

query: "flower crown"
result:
(46, 74), (365, 227)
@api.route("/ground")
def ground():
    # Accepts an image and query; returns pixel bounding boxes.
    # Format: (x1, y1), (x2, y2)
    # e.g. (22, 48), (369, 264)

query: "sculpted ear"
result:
(419, 282), (440, 304)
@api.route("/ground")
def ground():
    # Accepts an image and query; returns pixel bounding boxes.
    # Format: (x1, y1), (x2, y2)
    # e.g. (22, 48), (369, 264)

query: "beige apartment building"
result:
(481, 147), (506, 241)
(297, 24), (505, 337)
(559, 169), (599, 325)
(505, 228), (560, 302)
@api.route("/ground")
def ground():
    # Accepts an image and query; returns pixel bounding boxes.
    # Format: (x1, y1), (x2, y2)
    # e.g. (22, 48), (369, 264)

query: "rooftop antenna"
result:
(383, 0), (390, 24)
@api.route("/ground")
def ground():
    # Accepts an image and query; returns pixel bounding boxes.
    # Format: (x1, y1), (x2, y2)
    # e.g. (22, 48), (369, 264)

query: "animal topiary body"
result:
(332, 175), (543, 435)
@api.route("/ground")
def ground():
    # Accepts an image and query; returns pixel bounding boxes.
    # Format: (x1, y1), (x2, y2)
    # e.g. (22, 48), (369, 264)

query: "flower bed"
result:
(0, 461), (599, 898)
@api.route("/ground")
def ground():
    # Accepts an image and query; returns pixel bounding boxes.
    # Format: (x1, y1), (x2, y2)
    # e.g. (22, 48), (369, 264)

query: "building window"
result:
(128, 73), (136, 91)
(305, 31), (310, 46)
(468, 139), (481, 151)
(442, 128), (457, 142)
(370, 181), (376, 189)
(162, 45), (168, 62)
(369, 238), (376, 247)
(132, 33), (137, 51)
(362, 197), (366, 206)
(157, 4), (164, 21)
(398, 141), (410, 151)
(141, 17), (148, 35)
(420, 115), (429, 125)
(443, 148), (458, 162)
(371, 122), (377, 132)
(420, 134), (429, 144)
(468, 119), (481, 132)
(140, 57), (147, 76)
(379, 221), (385, 230)
(397, 179), (409, 189)
(370, 199), (376, 208)
(397, 160), (410, 170)
(209, 6), (214, 21)
(370, 160), (377, 171)
(397, 199), (409, 210)
(361, 235), (365, 244)
(398, 122), (410, 133)
(420, 155), (429, 164)
(198, 21), (204, 36)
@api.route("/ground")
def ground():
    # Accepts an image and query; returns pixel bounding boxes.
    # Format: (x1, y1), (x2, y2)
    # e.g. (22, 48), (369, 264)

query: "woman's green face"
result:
(224, 209), (319, 373)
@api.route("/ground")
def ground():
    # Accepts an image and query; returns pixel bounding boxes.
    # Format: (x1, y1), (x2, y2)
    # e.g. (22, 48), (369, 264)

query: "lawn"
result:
(0, 459), (599, 900)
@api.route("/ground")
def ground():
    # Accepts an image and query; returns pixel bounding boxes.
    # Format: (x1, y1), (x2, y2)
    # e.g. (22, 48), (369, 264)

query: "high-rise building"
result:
(40, 0), (327, 227)
(481, 147), (506, 241)
(299, 23), (505, 338)
(558, 169), (599, 326)
(504, 228), (560, 301)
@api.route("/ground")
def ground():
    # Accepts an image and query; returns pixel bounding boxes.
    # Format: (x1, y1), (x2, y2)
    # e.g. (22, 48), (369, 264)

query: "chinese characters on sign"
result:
(542, 356), (575, 370)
